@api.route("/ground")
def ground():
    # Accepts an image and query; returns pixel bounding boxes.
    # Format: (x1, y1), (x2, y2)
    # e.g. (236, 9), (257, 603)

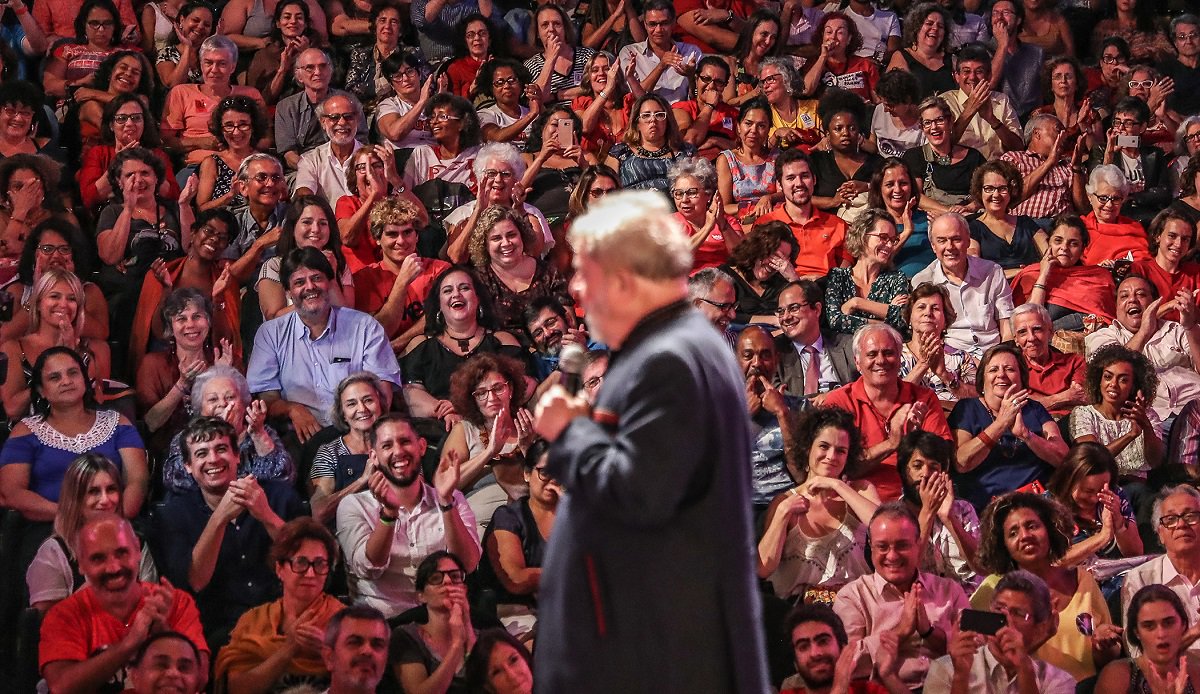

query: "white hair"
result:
(568, 190), (693, 280)
(1152, 484), (1200, 529)
(1011, 302), (1052, 327)
(199, 34), (238, 64)
(668, 156), (717, 191)
(1087, 164), (1130, 197)
(851, 323), (904, 360)
(473, 142), (527, 182)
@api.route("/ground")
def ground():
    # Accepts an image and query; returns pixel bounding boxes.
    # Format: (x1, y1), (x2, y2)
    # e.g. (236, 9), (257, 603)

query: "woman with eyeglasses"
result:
(0, 154), (81, 285)
(1168, 117), (1200, 203)
(972, 492), (1121, 682)
(759, 57), (821, 150)
(155, 1), (216, 89)
(1085, 37), (1131, 118)
(215, 517), (345, 693)
(672, 56), (738, 162)
(245, 0), (324, 105)
(823, 208), (911, 336)
(402, 94), (483, 246)
(565, 165), (620, 221)
(477, 59), (539, 147)
(867, 157), (931, 278)
(446, 14), (496, 100)
(72, 50), (154, 154)
(196, 96), (266, 212)
(42, 0), (130, 104)
(0, 81), (59, 161)
(1031, 57), (1101, 153)
(1012, 215), (1115, 331)
(377, 55), (437, 162)
(1080, 165), (1151, 265)
(78, 94), (180, 211)
(606, 94), (695, 193)
(900, 282), (978, 405)
(720, 221), (800, 326)
(965, 160), (1048, 279)
(1, 221), (108, 344)
(1119, 66), (1180, 152)
(903, 95), (985, 216)
(672, 157), (742, 272)
(1090, 0), (1173, 66)
(392, 551), (478, 694)
(1095, 585), (1200, 693)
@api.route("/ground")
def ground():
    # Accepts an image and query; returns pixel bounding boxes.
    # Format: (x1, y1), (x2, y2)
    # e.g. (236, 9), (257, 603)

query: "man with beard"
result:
(938, 43), (1023, 160)
(335, 414), (481, 618)
(151, 417), (306, 651)
(738, 326), (803, 513)
(41, 514), (209, 693)
(1085, 274), (1200, 423)
(533, 191), (767, 691)
(687, 267), (738, 347)
(1011, 303), (1086, 419)
(523, 295), (592, 380)
(248, 248), (401, 442)
(778, 605), (907, 694)
(321, 605), (391, 694)
(757, 148), (849, 280)
(775, 280), (857, 396)
(294, 94), (365, 201)
(835, 503), (968, 690)
(276, 48), (368, 170)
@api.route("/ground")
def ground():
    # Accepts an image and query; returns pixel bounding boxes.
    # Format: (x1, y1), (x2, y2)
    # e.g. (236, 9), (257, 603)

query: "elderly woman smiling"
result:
(1081, 164), (1151, 265)
(160, 364), (293, 494)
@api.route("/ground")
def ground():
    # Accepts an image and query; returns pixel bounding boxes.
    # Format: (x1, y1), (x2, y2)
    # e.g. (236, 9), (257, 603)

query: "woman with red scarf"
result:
(1012, 215), (1115, 331)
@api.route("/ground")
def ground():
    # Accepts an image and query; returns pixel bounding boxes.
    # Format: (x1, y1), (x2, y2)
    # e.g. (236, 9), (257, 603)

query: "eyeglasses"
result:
(390, 67), (419, 80)
(1176, 32), (1200, 42)
(583, 375), (604, 390)
(221, 122), (252, 133)
(493, 76), (520, 87)
(483, 169), (513, 180)
(1093, 193), (1123, 205)
(1100, 54), (1125, 65)
(112, 113), (144, 125)
(87, 20), (115, 29)
(588, 186), (616, 198)
(533, 466), (551, 481)
(638, 111), (668, 122)
(774, 302), (813, 317)
(251, 173), (285, 184)
(431, 112), (463, 122)
(285, 557), (331, 575)
(1160, 511), (1200, 528)
(465, 30), (488, 40)
(195, 225), (228, 240)
(866, 233), (900, 245)
(1051, 73), (1075, 82)
(920, 116), (948, 128)
(698, 297), (738, 312)
(991, 604), (1033, 624)
(37, 244), (72, 257)
(426, 569), (467, 585)
(472, 382), (511, 400)
(760, 74), (784, 86)
(297, 63), (331, 73)
(982, 184), (1010, 195)
(697, 74), (728, 87)
(671, 187), (702, 200)
(355, 161), (386, 173)
(321, 113), (356, 123)
(1, 106), (34, 120)
(1127, 80), (1154, 90)
(1185, 132), (1200, 143)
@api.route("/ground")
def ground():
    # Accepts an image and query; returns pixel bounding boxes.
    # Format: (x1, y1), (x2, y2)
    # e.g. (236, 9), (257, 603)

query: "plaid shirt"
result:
(1000, 150), (1075, 218)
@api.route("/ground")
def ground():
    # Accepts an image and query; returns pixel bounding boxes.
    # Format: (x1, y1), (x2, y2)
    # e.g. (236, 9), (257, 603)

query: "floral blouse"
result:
(822, 266), (911, 335)
(899, 342), (979, 403)
(479, 259), (572, 333)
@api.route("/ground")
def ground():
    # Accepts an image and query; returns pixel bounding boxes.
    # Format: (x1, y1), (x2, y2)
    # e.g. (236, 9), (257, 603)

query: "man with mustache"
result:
(523, 296), (591, 380)
(779, 605), (907, 694)
(40, 514), (209, 694)
(775, 280), (857, 396)
(738, 326), (804, 514)
(322, 605), (391, 694)
(151, 416), (306, 652)
(835, 502), (969, 690)
(294, 94), (365, 201)
(335, 414), (481, 618)
(276, 48), (368, 170)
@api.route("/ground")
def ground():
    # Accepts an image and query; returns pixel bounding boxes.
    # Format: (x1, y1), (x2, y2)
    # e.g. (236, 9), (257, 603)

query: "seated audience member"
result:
(154, 1), (216, 88)
(320, 605), (391, 694)
(687, 268), (738, 347)
(913, 213), (1014, 357)
(1174, 157), (1200, 224)
(1047, 443), (1142, 575)
(376, 51), (436, 153)
(223, 154), (290, 279)
(391, 551), (480, 693)
(310, 372), (388, 524)
(275, 48), (367, 171)
(160, 364), (292, 494)
(352, 196), (449, 352)
(1085, 274), (1200, 423)
(756, 148), (850, 281)
(972, 492), (1122, 682)
(27, 454), (156, 612)
(738, 327), (805, 512)
(215, 518), (345, 692)
(1088, 97), (1171, 228)
(465, 629), (535, 694)
(467, 206), (569, 334)
(965, 160), (1048, 277)
(900, 282), (979, 405)
(335, 415), (481, 619)
(445, 142), (553, 264)
(1098, 584), (1200, 689)
(823, 208), (911, 336)
(869, 157), (931, 278)
(809, 90), (883, 217)
(151, 417), (306, 649)
(616, 0), (701, 104)
(401, 266), (525, 422)
(925, 570), (1075, 693)
(0, 347), (147, 533)
(834, 503), (968, 689)
(759, 407), (876, 600)
(950, 344), (1068, 511)
(1080, 165), (1152, 265)
(248, 248), (401, 443)
(801, 12), (879, 103)
(0, 155), (80, 284)
(775, 280), (857, 397)
(896, 432), (980, 590)
(41, 0), (130, 106)
(673, 156), (742, 272)
(1122, 485), (1200, 634)
(778, 604), (908, 694)
(256, 196), (355, 323)
(999, 113), (1088, 222)
(0, 81), (61, 163)
(937, 43), (1023, 161)
(1131, 209), (1200, 321)
(195, 95), (268, 212)
(904, 95), (986, 216)
(1, 269), (114, 422)
(823, 323), (951, 501)
(870, 71), (925, 159)
(338, 1), (398, 106)
(521, 106), (598, 237)
(40, 514), (209, 694)
(1070, 345), (1163, 490)
(337, 146), (425, 274)
(476, 59), (537, 146)
(1011, 215), (1116, 331)
(294, 94), (365, 203)
(402, 94), (483, 238)
(244, 0), (325, 104)
(580, 349), (609, 405)
(522, 296), (591, 381)
(713, 98), (775, 228)
(126, 631), (207, 694)
(1010, 303), (1087, 419)
(78, 93), (180, 211)
(720, 221), (800, 326)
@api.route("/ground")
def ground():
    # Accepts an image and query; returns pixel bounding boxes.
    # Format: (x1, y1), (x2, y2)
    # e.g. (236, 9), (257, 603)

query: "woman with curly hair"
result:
(809, 89), (882, 217)
(822, 207), (911, 335)
(801, 11), (878, 103)
(971, 491), (1121, 682)
(196, 95), (267, 211)
(1030, 56), (1101, 153)
(966, 159), (1048, 278)
(1070, 344), (1162, 487)
(468, 205), (569, 333)
(441, 353), (537, 535)
(885, 3), (955, 101)
(758, 406), (876, 600)
(77, 94), (180, 210)
(73, 50), (154, 153)
(719, 220), (800, 326)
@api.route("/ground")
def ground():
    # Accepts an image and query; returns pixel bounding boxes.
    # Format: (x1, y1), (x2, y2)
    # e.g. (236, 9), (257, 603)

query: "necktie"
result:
(804, 345), (820, 395)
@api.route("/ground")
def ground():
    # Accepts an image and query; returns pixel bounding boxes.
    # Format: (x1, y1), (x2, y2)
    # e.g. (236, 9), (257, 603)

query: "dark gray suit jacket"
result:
(775, 332), (857, 396)
(536, 301), (768, 693)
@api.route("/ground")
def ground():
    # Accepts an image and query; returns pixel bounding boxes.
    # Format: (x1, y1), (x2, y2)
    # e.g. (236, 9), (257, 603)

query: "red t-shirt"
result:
(334, 195), (382, 274)
(352, 259), (450, 338)
(816, 56), (880, 102)
(447, 56), (484, 98)
(1131, 258), (1200, 322)
(1024, 349), (1086, 418)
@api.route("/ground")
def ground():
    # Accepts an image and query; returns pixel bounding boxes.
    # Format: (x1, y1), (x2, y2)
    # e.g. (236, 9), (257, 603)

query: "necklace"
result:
(444, 328), (478, 354)
(636, 143), (670, 158)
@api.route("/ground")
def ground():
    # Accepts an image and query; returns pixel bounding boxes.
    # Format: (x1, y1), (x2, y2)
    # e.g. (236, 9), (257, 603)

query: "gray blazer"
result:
(775, 332), (858, 396)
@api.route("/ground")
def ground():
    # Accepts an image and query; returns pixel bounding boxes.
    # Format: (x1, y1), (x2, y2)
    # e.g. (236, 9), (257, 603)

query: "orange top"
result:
(757, 204), (850, 278)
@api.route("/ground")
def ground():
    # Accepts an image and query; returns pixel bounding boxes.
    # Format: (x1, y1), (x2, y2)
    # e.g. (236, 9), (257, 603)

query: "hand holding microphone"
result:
(534, 344), (592, 441)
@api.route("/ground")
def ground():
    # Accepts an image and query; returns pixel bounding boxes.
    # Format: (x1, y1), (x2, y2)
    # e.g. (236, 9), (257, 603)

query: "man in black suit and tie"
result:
(774, 280), (857, 396)
(533, 191), (768, 693)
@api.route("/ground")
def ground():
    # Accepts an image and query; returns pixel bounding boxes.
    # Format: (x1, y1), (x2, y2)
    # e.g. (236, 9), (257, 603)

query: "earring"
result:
(477, 306), (484, 320)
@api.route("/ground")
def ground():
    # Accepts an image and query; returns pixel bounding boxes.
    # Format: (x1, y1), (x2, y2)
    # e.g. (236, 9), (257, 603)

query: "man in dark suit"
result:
(533, 191), (768, 693)
(774, 280), (857, 396)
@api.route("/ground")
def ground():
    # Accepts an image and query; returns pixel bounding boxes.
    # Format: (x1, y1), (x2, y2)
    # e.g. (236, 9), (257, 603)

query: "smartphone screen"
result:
(960, 609), (1006, 636)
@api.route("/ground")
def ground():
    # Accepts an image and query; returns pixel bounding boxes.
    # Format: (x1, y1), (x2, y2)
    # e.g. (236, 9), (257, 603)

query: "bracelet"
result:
(918, 622), (935, 639)
(977, 430), (996, 448)
(379, 509), (398, 525)
(1033, 283), (1046, 290)
(599, 90), (611, 100)
(438, 500), (454, 513)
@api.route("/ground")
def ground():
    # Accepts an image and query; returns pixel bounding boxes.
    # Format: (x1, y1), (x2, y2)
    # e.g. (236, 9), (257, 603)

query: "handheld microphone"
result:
(558, 343), (586, 396)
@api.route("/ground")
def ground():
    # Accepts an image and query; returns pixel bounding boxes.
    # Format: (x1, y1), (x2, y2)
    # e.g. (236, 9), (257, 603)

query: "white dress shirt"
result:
(617, 40), (703, 103)
(1085, 319), (1200, 420)
(293, 139), (364, 201)
(924, 644), (1076, 694)
(913, 256), (1014, 356)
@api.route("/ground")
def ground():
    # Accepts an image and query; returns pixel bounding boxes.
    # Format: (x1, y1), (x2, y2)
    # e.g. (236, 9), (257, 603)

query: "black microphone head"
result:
(558, 343), (586, 395)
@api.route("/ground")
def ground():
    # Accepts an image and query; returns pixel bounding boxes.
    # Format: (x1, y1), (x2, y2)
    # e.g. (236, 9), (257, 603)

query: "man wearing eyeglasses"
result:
(276, 48), (367, 171)
(775, 280), (857, 397)
(1088, 96), (1171, 228)
(1121, 485), (1200, 653)
(939, 43), (1022, 160)
(617, 0), (703, 103)
(687, 267), (738, 347)
(151, 417), (307, 652)
(999, 114), (1089, 223)
(1159, 15), (1200, 118)
(294, 94), (366, 201)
